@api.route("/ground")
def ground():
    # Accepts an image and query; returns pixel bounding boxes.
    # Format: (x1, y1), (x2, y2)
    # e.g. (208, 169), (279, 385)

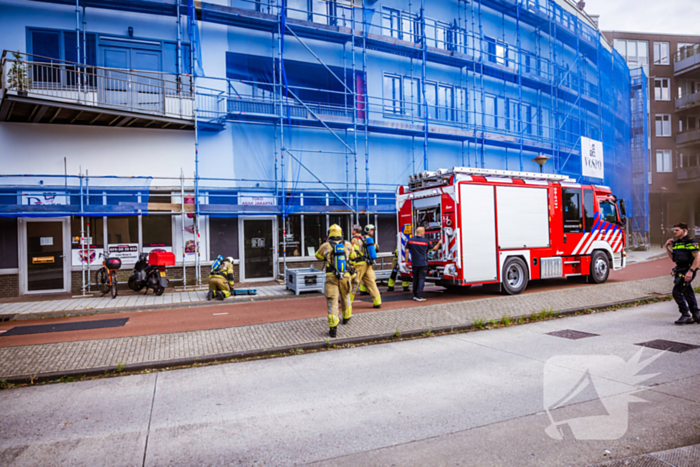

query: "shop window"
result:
(377, 215), (397, 253)
(70, 217), (105, 267)
(107, 216), (138, 244)
(303, 215), (326, 257)
(209, 218), (240, 260)
(142, 195), (173, 253)
(562, 188), (582, 233)
(0, 218), (18, 269)
(329, 215), (352, 241)
(280, 215), (302, 257)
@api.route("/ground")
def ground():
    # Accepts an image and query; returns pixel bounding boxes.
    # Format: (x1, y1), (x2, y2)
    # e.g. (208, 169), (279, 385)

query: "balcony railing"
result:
(675, 91), (700, 112)
(674, 43), (700, 76)
(1, 51), (195, 121)
(677, 165), (700, 183)
(676, 128), (700, 147)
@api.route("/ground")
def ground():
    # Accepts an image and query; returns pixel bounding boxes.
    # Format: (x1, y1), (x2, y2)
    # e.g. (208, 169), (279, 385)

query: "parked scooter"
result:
(128, 253), (167, 296)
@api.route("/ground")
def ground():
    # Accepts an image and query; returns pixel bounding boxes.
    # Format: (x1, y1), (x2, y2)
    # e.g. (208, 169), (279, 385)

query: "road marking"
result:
(0, 330), (6, 333)
(213, 313), (229, 316)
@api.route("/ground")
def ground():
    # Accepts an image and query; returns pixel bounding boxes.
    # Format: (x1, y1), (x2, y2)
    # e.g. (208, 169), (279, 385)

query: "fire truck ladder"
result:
(438, 167), (575, 182)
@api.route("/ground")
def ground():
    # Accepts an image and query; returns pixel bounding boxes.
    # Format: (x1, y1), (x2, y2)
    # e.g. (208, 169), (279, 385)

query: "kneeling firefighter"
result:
(315, 224), (356, 337)
(388, 248), (410, 292)
(208, 255), (235, 300)
(351, 224), (382, 308)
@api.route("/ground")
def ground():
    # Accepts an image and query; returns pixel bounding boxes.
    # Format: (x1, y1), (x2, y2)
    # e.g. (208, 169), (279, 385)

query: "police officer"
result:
(665, 222), (700, 324)
(350, 224), (382, 308)
(315, 224), (356, 337)
(387, 248), (410, 292)
(207, 256), (235, 300)
(404, 226), (441, 302)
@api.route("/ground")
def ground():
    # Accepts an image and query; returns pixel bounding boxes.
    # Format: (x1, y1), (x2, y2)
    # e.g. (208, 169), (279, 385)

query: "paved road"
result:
(1, 299), (698, 466)
(0, 257), (674, 348)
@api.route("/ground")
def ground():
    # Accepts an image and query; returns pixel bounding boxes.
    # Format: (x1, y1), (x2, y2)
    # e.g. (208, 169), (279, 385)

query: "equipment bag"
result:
(332, 242), (346, 278)
(365, 237), (377, 261)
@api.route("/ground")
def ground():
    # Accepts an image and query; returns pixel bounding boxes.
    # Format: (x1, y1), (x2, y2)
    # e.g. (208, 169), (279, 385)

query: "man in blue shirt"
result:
(404, 226), (441, 301)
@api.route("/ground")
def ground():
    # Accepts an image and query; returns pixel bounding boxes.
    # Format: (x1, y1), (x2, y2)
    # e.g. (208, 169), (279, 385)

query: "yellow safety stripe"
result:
(673, 244), (700, 250)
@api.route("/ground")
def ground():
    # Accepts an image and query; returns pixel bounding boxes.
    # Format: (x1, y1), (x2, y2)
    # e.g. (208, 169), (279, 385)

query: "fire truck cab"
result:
(397, 167), (627, 294)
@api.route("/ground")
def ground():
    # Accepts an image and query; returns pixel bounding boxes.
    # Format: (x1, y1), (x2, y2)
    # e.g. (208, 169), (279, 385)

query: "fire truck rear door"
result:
(459, 184), (498, 282)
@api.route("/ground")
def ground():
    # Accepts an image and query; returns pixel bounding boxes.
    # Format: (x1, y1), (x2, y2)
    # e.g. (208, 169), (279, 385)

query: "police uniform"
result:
(388, 248), (410, 292)
(208, 258), (235, 300)
(671, 235), (700, 324)
(351, 233), (382, 308)
(315, 225), (357, 337)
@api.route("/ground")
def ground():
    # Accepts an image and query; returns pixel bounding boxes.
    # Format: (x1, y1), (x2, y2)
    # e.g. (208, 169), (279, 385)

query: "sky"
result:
(583, 0), (700, 36)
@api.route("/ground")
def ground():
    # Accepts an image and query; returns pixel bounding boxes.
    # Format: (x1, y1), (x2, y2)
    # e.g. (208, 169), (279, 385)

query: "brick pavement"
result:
(0, 275), (676, 381)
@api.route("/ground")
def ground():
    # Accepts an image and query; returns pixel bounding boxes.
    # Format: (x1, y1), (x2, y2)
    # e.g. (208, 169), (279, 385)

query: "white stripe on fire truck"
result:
(572, 233), (590, 255)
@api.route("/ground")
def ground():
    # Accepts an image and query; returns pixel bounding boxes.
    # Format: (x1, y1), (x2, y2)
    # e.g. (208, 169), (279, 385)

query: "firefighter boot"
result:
(372, 296), (382, 309)
(692, 309), (700, 324)
(342, 306), (352, 325)
(216, 290), (225, 301)
(387, 277), (396, 292)
(328, 313), (340, 337)
(206, 291), (213, 301)
(675, 314), (694, 325)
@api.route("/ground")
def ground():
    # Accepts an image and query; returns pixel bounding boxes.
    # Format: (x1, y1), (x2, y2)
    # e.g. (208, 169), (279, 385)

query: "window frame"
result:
(653, 41), (670, 65)
(654, 78), (670, 101)
(655, 114), (672, 137)
(382, 73), (403, 116)
(656, 149), (673, 173)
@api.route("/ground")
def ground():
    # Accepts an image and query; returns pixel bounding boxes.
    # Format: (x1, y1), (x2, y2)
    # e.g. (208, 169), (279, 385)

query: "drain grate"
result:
(635, 339), (700, 354)
(1, 318), (129, 337)
(546, 329), (600, 340)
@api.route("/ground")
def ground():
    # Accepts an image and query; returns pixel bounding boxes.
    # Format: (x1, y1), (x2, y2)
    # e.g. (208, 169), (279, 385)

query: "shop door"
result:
(242, 219), (275, 280)
(26, 221), (66, 292)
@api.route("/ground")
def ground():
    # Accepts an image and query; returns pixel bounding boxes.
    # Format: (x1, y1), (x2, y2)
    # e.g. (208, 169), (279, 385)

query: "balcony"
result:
(675, 91), (700, 113)
(0, 51), (195, 130)
(676, 128), (700, 148)
(674, 43), (700, 78)
(677, 165), (700, 184)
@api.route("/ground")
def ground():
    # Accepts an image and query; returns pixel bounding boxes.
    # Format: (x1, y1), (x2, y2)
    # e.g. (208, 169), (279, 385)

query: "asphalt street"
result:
(1, 299), (698, 466)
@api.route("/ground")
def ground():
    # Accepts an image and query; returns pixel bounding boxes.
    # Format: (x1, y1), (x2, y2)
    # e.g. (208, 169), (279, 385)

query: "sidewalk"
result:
(0, 275), (675, 382)
(0, 284), (295, 319)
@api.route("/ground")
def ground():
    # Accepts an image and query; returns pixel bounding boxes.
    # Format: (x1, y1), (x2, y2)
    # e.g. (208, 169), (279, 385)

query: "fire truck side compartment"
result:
(495, 186), (550, 249)
(459, 184), (498, 283)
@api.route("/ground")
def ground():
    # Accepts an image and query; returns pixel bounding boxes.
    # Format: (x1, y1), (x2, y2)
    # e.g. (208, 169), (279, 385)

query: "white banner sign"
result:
(22, 192), (69, 206)
(72, 247), (104, 266)
(239, 192), (277, 206)
(581, 137), (604, 180)
(107, 243), (139, 264)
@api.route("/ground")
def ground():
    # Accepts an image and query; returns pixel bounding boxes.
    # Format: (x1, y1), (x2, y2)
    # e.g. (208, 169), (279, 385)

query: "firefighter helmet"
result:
(328, 224), (343, 238)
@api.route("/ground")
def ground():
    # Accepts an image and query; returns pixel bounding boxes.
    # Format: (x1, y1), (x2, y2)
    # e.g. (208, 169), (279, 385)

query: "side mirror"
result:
(618, 199), (627, 217)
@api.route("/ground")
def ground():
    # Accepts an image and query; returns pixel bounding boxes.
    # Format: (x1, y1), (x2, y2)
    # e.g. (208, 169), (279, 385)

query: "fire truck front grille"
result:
(540, 257), (563, 279)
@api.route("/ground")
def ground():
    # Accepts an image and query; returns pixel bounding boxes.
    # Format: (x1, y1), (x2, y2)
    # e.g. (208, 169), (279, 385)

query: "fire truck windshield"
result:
(599, 200), (619, 224)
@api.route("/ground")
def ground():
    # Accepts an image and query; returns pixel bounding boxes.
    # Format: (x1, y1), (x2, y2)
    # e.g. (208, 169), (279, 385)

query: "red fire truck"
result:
(397, 167), (628, 294)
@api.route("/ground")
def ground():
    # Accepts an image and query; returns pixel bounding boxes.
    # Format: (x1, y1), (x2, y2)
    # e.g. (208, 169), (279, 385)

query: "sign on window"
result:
(581, 137), (604, 180)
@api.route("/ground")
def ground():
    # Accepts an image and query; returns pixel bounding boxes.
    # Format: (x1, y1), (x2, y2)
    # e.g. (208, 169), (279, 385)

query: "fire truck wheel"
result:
(502, 257), (529, 295)
(589, 250), (610, 284)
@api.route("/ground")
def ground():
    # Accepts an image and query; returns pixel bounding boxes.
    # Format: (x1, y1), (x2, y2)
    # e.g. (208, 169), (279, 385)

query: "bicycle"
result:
(96, 252), (122, 299)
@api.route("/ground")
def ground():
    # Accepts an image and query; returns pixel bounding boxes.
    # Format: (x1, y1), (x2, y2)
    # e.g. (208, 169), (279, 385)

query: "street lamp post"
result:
(532, 155), (551, 174)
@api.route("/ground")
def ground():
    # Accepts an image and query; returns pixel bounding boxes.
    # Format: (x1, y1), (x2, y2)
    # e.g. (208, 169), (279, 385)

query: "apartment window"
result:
(403, 77), (421, 117)
(382, 8), (400, 39)
(438, 84), (453, 121)
(614, 39), (649, 74)
(484, 94), (496, 129)
(455, 87), (467, 123)
(653, 41), (670, 65)
(484, 37), (507, 65)
(425, 82), (437, 120)
(679, 153), (700, 168)
(656, 150), (672, 173)
(655, 114), (672, 137)
(654, 78), (670, 101)
(425, 18), (449, 49)
(383, 74), (402, 115)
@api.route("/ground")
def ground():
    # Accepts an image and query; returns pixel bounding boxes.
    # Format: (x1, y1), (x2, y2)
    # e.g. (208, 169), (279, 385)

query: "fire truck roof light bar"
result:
(438, 167), (576, 182)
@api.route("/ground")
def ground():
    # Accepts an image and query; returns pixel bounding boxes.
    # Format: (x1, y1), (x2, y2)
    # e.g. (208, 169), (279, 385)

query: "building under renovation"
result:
(0, 0), (646, 297)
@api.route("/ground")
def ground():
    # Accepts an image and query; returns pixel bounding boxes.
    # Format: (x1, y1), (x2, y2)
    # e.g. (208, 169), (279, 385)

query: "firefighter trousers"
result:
(352, 262), (381, 306)
(208, 275), (232, 298)
(326, 273), (352, 327)
(388, 264), (410, 289)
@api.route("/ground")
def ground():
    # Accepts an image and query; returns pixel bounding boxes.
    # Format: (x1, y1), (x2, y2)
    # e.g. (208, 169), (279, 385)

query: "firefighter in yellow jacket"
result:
(315, 224), (357, 337)
(388, 248), (410, 292)
(207, 256), (235, 300)
(351, 224), (382, 308)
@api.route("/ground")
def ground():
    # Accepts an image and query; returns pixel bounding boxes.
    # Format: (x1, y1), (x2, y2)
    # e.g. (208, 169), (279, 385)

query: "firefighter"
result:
(665, 222), (700, 324)
(350, 224), (382, 308)
(388, 248), (410, 292)
(315, 224), (356, 337)
(207, 255), (235, 300)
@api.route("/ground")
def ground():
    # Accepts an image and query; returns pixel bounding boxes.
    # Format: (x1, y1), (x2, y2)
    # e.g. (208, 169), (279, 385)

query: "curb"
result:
(0, 293), (669, 385)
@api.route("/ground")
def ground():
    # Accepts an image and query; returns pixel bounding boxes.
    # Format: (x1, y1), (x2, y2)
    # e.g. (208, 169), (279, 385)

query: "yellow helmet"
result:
(328, 224), (342, 238)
